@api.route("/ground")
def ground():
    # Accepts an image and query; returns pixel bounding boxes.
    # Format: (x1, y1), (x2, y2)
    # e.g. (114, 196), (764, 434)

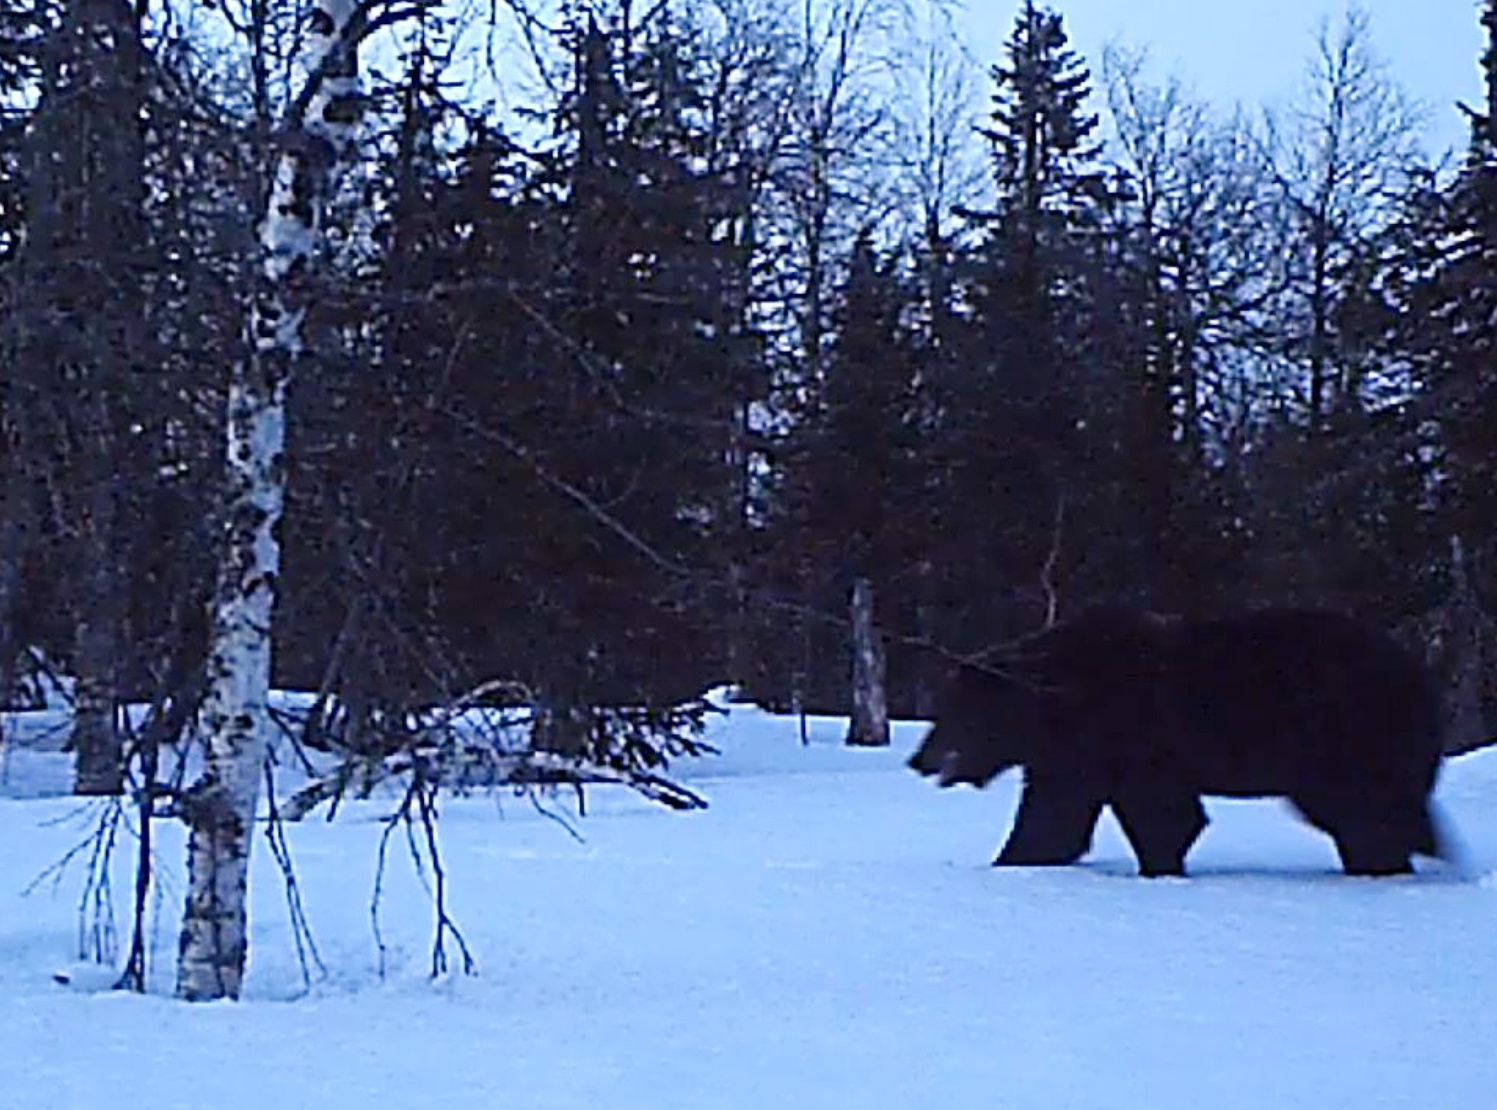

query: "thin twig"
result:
(25, 801), (117, 897)
(527, 787), (585, 843)
(413, 779), (474, 978)
(1040, 493), (1065, 629)
(263, 761), (327, 991)
(439, 402), (1028, 680)
(76, 800), (122, 965)
(369, 784), (414, 980)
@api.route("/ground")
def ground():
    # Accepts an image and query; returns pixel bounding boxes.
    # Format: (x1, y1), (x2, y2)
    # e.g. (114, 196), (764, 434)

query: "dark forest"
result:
(1, 0), (1494, 777)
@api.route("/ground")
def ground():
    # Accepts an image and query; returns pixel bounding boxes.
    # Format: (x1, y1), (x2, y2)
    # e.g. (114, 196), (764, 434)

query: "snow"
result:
(4, 701), (1497, 1109)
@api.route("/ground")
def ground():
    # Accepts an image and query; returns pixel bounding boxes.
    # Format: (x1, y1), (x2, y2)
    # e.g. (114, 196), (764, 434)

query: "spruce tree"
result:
(282, 1), (749, 755)
(786, 232), (922, 714)
(1400, 0), (1497, 601)
(1439, 0), (1497, 554)
(5, 0), (149, 792)
(527, 4), (743, 732)
(0, 0), (41, 707)
(941, 1), (1120, 637)
(979, 0), (1101, 311)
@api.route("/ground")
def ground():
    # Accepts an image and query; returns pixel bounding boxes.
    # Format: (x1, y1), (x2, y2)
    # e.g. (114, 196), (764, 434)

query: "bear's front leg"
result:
(995, 775), (1104, 866)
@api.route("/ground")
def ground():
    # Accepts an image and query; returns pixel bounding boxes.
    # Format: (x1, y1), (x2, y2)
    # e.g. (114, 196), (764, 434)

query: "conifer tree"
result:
(0, 0), (42, 708)
(1395, 0), (1497, 598)
(6, 0), (148, 793)
(943, 1), (1118, 634)
(1438, 0), (1497, 551)
(519, 3), (746, 735)
(788, 232), (919, 719)
(978, 0), (1101, 313)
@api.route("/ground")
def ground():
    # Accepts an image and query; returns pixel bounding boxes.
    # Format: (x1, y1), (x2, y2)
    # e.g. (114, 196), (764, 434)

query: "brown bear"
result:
(908, 606), (1449, 876)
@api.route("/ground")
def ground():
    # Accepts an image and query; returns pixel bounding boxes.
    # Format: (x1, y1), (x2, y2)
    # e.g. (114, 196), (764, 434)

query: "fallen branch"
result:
(282, 746), (708, 822)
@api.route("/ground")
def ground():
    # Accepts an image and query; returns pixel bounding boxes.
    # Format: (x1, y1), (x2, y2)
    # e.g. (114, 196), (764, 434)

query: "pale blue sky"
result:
(959, 1), (1487, 159)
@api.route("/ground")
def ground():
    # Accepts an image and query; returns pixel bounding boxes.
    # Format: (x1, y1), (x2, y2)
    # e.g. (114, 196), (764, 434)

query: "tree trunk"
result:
(1439, 536), (1496, 755)
(0, 438), (31, 709)
(18, 0), (144, 790)
(531, 690), (591, 757)
(845, 577), (888, 746)
(912, 559), (938, 719)
(71, 606), (123, 793)
(724, 399), (753, 690)
(72, 398), (125, 794)
(177, 0), (362, 1003)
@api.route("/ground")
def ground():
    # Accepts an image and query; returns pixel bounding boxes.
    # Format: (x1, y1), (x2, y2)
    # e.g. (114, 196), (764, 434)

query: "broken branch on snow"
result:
(281, 747), (708, 823)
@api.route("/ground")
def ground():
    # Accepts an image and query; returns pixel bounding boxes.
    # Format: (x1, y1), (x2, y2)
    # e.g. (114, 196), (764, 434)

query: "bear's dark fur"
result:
(908, 606), (1448, 876)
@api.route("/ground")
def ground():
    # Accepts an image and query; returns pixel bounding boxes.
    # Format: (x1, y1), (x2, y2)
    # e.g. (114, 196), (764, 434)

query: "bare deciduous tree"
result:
(1264, 5), (1422, 429)
(777, 0), (903, 388)
(1103, 45), (1286, 510)
(890, 0), (984, 257)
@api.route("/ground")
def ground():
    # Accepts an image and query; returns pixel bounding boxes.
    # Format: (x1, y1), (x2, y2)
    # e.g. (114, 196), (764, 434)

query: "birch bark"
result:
(176, 0), (362, 1002)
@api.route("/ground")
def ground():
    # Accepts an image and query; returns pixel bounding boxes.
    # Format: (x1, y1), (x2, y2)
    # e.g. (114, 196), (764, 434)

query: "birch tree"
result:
(177, 0), (414, 1003)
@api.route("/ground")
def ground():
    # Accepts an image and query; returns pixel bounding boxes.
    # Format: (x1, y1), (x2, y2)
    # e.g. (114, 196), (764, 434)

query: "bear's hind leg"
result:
(1292, 790), (1416, 876)
(1331, 824), (1413, 876)
(1112, 788), (1207, 877)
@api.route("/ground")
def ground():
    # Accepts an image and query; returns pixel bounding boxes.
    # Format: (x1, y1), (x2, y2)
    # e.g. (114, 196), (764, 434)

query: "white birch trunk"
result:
(845, 577), (889, 747)
(176, 0), (361, 1002)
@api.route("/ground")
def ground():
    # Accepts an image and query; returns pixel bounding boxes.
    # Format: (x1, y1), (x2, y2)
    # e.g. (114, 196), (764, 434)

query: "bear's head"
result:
(907, 661), (1050, 788)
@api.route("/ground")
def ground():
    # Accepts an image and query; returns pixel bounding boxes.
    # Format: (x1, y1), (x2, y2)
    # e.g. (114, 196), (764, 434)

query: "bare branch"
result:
(1039, 493), (1065, 629)
(283, 0), (438, 135)
(413, 780), (474, 978)
(263, 761), (326, 991)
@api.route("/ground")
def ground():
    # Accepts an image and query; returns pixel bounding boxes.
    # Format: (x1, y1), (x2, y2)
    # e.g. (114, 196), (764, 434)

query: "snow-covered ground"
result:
(2, 702), (1496, 1110)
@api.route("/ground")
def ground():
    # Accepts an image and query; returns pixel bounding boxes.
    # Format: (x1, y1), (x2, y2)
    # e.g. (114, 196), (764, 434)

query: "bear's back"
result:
(1163, 609), (1443, 797)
